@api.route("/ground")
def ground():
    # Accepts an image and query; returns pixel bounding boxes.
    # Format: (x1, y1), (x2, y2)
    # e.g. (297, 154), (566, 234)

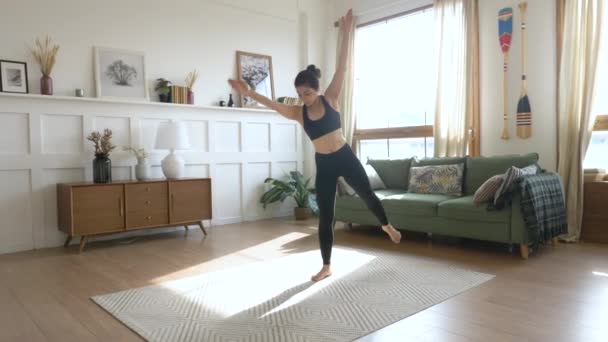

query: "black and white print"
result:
(0, 60), (28, 94)
(94, 47), (148, 100)
(237, 51), (275, 108)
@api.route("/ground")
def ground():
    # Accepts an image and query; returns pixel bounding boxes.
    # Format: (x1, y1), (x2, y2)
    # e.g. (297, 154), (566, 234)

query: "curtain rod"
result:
(333, 4), (433, 29)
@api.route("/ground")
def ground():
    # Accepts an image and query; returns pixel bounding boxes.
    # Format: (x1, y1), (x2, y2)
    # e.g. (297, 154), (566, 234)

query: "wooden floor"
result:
(1, 219), (607, 342)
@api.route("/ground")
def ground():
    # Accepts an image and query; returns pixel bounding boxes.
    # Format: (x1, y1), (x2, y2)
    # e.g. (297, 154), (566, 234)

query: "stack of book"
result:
(170, 86), (189, 104)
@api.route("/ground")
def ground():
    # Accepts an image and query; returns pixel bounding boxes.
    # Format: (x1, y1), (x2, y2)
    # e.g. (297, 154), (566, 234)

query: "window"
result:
(354, 6), (435, 161)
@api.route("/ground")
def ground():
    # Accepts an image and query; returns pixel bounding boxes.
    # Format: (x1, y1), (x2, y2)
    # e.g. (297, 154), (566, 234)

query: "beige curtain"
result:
(336, 18), (357, 145)
(433, 0), (478, 157)
(558, 0), (603, 239)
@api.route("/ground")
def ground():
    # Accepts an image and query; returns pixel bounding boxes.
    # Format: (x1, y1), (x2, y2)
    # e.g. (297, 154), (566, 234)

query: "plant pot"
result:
(294, 207), (312, 220)
(135, 157), (150, 181)
(159, 93), (170, 103)
(41, 75), (53, 95)
(93, 155), (112, 183)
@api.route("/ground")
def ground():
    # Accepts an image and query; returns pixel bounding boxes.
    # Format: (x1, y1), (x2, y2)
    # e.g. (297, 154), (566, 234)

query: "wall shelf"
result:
(0, 92), (276, 114)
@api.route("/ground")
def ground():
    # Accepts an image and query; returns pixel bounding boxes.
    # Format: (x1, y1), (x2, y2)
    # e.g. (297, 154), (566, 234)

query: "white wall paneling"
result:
(0, 94), (303, 254)
(0, 170), (33, 254)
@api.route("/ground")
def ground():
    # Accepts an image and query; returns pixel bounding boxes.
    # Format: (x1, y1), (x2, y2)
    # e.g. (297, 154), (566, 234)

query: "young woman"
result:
(229, 9), (401, 282)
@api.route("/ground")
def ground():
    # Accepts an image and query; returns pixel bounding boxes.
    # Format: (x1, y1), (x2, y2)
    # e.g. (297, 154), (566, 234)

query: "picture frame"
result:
(94, 47), (149, 100)
(0, 60), (29, 94)
(236, 51), (275, 108)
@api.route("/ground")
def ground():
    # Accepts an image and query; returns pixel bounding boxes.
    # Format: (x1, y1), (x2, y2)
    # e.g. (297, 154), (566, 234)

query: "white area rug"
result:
(92, 248), (494, 342)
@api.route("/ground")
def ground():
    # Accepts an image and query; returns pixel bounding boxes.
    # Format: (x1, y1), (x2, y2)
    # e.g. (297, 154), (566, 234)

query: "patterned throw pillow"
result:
(493, 164), (539, 205)
(473, 175), (505, 207)
(408, 164), (464, 196)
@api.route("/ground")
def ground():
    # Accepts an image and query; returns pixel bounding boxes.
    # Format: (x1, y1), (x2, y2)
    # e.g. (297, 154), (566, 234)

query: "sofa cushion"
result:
(365, 164), (386, 190)
(381, 193), (456, 217)
(412, 156), (467, 167)
(473, 174), (504, 206)
(336, 189), (405, 211)
(367, 158), (412, 190)
(438, 196), (511, 223)
(408, 163), (465, 196)
(493, 164), (539, 205)
(465, 153), (539, 195)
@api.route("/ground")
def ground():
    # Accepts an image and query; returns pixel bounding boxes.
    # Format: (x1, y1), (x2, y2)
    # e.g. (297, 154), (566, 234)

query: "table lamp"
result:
(155, 121), (190, 179)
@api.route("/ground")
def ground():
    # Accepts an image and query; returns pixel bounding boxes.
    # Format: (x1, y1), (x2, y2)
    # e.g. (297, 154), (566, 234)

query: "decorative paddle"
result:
(498, 7), (513, 140)
(517, 2), (532, 138)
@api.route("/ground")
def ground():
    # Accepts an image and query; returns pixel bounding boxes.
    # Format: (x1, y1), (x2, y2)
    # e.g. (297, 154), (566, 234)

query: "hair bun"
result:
(306, 64), (322, 79)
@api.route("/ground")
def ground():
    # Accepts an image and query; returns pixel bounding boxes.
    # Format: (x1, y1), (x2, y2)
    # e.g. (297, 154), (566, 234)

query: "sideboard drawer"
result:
(126, 182), (168, 228)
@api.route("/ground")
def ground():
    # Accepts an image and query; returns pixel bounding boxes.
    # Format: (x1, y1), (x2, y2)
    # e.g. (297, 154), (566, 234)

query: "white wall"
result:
(0, 94), (303, 254)
(0, 0), (331, 254)
(327, 0), (558, 170)
(479, 0), (557, 170)
(0, 0), (323, 106)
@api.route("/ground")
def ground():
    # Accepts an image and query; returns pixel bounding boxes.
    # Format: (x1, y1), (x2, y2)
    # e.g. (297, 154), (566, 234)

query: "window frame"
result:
(351, 4), (480, 158)
(593, 114), (608, 131)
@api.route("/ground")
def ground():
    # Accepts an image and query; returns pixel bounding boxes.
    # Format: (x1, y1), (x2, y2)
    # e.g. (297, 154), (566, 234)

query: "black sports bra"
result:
(302, 96), (342, 140)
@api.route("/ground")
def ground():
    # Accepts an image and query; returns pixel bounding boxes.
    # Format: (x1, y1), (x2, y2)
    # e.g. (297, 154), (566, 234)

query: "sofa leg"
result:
(519, 244), (529, 259)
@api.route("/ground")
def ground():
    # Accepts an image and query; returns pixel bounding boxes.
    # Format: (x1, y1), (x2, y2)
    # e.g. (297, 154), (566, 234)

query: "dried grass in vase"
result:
(185, 70), (199, 90)
(29, 35), (60, 76)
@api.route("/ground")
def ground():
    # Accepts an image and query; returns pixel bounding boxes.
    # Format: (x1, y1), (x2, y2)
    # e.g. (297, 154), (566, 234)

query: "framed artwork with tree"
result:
(94, 47), (149, 100)
(236, 51), (275, 108)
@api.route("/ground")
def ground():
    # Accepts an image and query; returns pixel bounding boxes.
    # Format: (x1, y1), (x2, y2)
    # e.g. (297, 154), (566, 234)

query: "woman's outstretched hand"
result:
(340, 9), (353, 33)
(228, 79), (251, 96)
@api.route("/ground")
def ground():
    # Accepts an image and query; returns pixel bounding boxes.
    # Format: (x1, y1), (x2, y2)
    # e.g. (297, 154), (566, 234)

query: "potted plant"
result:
(87, 129), (116, 183)
(260, 171), (318, 220)
(123, 146), (150, 180)
(155, 78), (172, 103)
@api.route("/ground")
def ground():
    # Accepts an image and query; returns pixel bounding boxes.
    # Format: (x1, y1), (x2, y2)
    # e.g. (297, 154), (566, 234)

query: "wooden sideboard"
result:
(582, 181), (608, 243)
(57, 178), (212, 252)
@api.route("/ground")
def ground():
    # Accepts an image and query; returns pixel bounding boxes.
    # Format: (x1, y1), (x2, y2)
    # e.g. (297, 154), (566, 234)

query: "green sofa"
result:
(335, 153), (541, 259)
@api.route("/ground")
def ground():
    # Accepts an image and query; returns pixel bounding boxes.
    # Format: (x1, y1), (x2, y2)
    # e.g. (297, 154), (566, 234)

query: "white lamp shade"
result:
(155, 121), (191, 150)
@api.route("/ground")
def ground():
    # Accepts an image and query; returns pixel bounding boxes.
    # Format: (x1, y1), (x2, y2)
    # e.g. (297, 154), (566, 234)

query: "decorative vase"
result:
(187, 89), (194, 105)
(41, 75), (53, 95)
(93, 154), (112, 183)
(135, 157), (151, 181)
(294, 207), (312, 220)
(227, 94), (234, 107)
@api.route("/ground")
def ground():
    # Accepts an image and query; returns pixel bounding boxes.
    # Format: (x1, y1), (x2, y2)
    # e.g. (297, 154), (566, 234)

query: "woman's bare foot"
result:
(382, 224), (402, 244)
(311, 265), (332, 282)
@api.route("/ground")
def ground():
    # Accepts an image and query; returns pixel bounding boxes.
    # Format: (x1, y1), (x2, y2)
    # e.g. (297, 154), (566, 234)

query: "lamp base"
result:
(161, 151), (185, 179)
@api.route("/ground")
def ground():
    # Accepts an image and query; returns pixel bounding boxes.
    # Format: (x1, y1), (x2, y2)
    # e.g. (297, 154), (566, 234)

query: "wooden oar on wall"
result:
(498, 7), (513, 140)
(517, 2), (532, 138)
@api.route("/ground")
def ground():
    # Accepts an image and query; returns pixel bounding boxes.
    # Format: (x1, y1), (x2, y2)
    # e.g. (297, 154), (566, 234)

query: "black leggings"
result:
(315, 144), (389, 265)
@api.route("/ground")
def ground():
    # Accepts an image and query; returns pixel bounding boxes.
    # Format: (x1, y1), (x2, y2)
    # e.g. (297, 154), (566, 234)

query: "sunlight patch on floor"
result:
(150, 232), (311, 283)
(152, 248), (375, 319)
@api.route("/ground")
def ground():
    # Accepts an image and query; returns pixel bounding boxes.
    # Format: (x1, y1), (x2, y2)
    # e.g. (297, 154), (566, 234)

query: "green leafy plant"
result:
(154, 78), (172, 96)
(260, 171), (318, 213)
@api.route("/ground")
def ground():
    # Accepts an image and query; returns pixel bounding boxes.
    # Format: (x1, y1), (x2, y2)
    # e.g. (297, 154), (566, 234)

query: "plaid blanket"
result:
(518, 173), (568, 246)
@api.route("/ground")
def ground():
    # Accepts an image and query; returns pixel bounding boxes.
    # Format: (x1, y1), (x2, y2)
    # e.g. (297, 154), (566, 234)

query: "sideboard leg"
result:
(79, 236), (89, 253)
(64, 236), (72, 247)
(198, 221), (207, 236)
